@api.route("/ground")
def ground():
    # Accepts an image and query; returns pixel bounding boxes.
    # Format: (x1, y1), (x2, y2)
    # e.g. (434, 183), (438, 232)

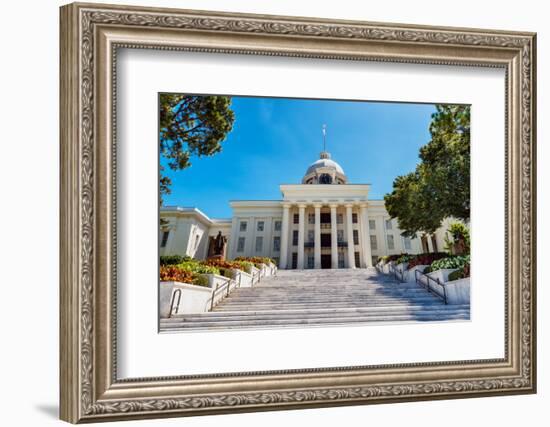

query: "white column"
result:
(314, 204), (322, 269)
(427, 234), (434, 253)
(345, 204), (355, 268)
(279, 204), (290, 269)
(359, 203), (373, 267)
(330, 204), (338, 268)
(297, 204), (306, 269)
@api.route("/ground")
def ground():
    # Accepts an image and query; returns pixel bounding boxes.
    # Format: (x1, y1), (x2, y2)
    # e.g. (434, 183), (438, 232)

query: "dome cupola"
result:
(302, 151), (348, 185)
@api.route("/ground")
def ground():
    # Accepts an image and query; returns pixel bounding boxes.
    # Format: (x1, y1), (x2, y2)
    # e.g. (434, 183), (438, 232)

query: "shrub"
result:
(177, 260), (220, 275)
(159, 266), (194, 283)
(448, 263), (471, 281)
(160, 255), (192, 266)
(192, 274), (209, 287)
(235, 256), (274, 268)
(429, 255), (470, 272)
(218, 267), (234, 279)
(204, 258), (256, 274)
(444, 222), (470, 255)
(395, 254), (413, 265)
(408, 252), (448, 268)
(233, 260), (255, 273)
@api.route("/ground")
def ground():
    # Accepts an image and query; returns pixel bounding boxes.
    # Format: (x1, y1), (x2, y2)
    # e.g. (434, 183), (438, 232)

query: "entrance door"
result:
(321, 254), (332, 269)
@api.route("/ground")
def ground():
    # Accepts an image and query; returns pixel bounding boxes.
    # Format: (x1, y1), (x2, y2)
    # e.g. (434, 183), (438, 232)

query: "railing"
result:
(208, 275), (240, 311)
(414, 269), (447, 304)
(389, 263), (405, 282)
(168, 288), (182, 318)
(251, 269), (261, 285)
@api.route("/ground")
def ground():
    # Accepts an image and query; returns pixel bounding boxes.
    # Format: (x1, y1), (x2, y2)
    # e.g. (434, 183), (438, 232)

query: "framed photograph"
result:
(60, 2), (536, 423)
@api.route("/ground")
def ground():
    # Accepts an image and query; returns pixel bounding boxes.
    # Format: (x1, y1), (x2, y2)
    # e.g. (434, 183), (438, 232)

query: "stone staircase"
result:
(160, 268), (470, 331)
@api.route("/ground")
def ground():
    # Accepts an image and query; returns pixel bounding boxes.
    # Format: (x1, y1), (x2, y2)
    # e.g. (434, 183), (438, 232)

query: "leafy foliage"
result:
(443, 221), (470, 255)
(177, 260), (220, 275)
(384, 105), (470, 236)
(429, 255), (470, 272)
(160, 265), (193, 283)
(448, 263), (470, 281)
(160, 255), (192, 266)
(407, 252), (448, 269)
(159, 265), (210, 287)
(159, 94), (235, 199)
(235, 256), (275, 269)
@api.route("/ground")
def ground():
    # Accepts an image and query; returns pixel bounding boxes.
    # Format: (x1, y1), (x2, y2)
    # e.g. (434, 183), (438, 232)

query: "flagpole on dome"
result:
(321, 124), (330, 159)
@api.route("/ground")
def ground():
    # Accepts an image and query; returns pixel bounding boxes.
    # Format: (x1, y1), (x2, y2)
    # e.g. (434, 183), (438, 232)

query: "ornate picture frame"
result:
(60, 2), (536, 423)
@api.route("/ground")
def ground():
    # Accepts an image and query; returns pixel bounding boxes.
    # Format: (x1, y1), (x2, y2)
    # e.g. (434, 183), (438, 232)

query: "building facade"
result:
(160, 151), (450, 269)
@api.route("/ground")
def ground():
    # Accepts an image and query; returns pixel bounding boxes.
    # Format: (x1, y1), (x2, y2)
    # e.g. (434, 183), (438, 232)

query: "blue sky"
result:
(162, 96), (437, 219)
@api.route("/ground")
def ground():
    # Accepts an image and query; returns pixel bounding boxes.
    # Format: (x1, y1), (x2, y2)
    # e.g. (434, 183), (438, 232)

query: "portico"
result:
(279, 200), (372, 270)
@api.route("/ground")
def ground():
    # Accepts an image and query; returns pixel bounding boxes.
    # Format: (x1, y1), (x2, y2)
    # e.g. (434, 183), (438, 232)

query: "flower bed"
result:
(159, 265), (209, 287)
(204, 258), (254, 274)
(408, 252), (448, 269)
(235, 256), (275, 269)
(160, 254), (192, 266)
(426, 255), (470, 273)
(448, 263), (470, 281)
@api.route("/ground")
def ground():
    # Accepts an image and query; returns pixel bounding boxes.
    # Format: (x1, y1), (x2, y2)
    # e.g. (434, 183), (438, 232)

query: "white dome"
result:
(302, 151), (348, 184)
(305, 158), (345, 176)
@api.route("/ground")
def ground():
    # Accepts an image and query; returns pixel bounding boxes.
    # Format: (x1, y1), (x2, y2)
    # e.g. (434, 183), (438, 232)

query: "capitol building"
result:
(160, 151), (448, 269)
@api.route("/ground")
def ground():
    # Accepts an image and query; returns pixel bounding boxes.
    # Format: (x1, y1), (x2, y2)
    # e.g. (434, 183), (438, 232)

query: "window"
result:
(404, 236), (412, 250)
(308, 230), (314, 243)
(352, 213), (358, 223)
(337, 229), (344, 243)
(385, 219), (393, 230)
(369, 219), (376, 230)
(257, 221), (264, 232)
(292, 230), (299, 246)
(353, 229), (359, 245)
(255, 236), (263, 252)
(160, 230), (169, 248)
(239, 221), (247, 232)
(387, 234), (395, 250)
(370, 235), (378, 250)
(372, 255), (378, 266)
(338, 252), (345, 268)
(355, 251), (361, 267)
(273, 236), (281, 252)
(307, 254), (315, 269)
(308, 213), (315, 224)
(337, 213), (343, 224)
(320, 213), (331, 223)
(291, 252), (298, 269)
(293, 213), (299, 224)
(274, 220), (282, 231)
(194, 234), (200, 250)
(237, 237), (245, 252)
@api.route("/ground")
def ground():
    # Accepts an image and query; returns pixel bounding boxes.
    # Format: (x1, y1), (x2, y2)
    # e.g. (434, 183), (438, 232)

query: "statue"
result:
(212, 231), (227, 257)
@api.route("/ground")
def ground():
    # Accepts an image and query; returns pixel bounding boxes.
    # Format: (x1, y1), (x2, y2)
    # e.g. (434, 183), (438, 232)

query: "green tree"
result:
(384, 104), (470, 237)
(159, 94), (235, 200)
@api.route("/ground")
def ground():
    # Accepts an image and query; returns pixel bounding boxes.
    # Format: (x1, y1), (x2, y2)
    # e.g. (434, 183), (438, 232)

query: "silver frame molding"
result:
(60, 2), (536, 423)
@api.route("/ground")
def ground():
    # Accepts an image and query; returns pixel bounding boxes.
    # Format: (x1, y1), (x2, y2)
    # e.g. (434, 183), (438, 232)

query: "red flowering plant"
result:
(159, 265), (209, 287)
(159, 266), (194, 283)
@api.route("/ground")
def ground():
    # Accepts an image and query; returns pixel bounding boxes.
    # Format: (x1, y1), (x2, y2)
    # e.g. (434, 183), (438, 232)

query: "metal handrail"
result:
(388, 263), (405, 282)
(414, 269), (447, 304)
(209, 276), (234, 311)
(169, 288), (182, 317)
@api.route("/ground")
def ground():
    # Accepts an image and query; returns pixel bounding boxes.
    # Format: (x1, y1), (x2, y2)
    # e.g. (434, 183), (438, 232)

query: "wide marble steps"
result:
(160, 268), (470, 331)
